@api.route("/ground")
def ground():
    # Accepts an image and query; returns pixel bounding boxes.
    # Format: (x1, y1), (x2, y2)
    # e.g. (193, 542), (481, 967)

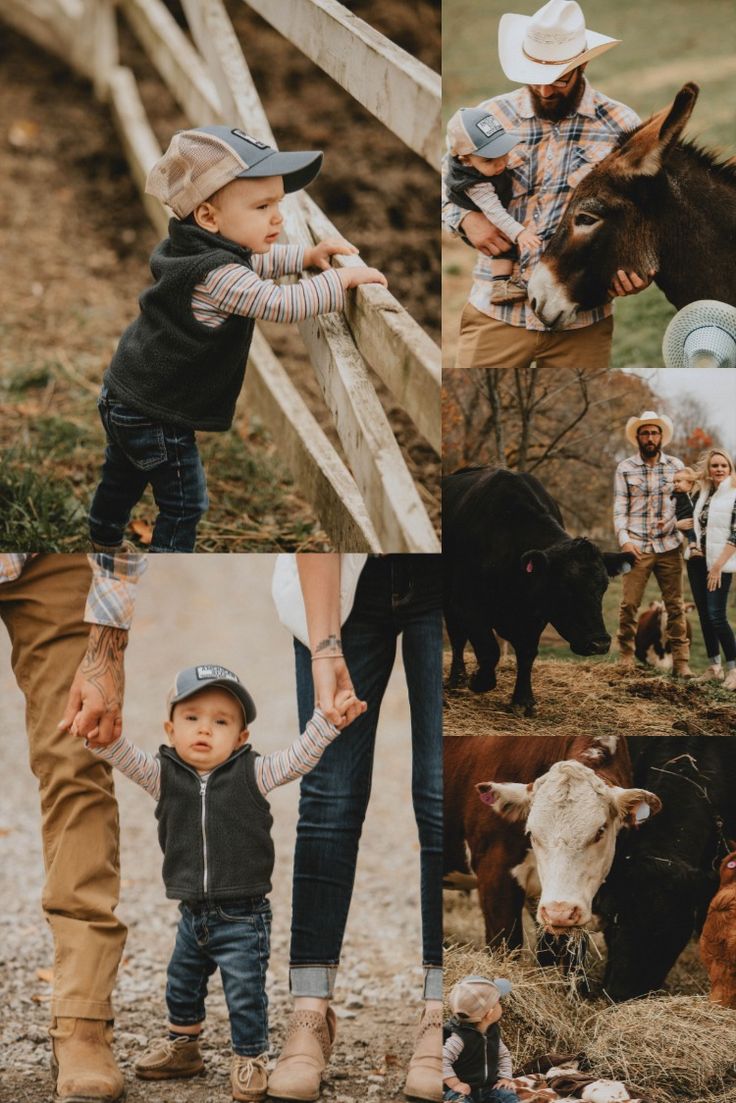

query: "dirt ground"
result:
(443, 651), (736, 738)
(0, 1), (440, 551)
(0, 557), (426, 1102)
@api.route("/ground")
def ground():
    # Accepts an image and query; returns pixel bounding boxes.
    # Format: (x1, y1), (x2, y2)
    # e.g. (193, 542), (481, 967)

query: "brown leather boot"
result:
(267, 1007), (336, 1101)
(50, 1018), (125, 1102)
(404, 1007), (442, 1102)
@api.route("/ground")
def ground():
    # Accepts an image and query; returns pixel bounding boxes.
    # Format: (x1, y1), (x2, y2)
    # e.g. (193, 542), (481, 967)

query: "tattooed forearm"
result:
(80, 625), (128, 707)
(312, 634), (343, 659)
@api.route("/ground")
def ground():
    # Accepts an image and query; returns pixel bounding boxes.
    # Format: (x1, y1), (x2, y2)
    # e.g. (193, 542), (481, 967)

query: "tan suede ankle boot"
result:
(267, 1007), (336, 1101)
(404, 1007), (442, 1102)
(50, 1018), (125, 1102)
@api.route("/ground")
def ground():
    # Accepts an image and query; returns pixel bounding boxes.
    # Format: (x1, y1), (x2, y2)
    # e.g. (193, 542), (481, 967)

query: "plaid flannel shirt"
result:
(613, 453), (684, 553)
(442, 79), (640, 331)
(0, 554), (146, 630)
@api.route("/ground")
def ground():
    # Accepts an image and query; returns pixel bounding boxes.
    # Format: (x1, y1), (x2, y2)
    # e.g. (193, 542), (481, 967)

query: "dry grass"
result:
(444, 941), (736, 1102)
(443, 653), (736, 738)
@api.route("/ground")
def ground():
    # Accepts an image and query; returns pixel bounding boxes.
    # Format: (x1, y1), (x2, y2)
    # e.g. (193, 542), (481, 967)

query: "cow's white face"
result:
(476, 760), (661, 933)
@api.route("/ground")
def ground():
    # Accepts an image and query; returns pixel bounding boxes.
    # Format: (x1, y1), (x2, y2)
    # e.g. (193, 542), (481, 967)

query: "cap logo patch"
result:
(476, 116), (504, 139)
(196, 665), (239, 683)
(230, 129), (269, 149)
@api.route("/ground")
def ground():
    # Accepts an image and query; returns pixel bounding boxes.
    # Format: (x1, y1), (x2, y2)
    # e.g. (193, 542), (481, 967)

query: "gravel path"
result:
(0, 556), (424, 1102)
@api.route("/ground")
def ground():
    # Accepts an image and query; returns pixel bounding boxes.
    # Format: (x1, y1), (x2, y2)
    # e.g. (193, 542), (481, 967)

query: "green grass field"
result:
(443, 0), (736, 369)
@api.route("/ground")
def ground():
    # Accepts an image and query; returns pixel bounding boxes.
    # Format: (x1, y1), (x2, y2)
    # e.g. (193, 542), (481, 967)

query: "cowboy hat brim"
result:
(499, 12), (619, 85)
(625, 413), (674, 448)
(662, 299), (736, 369)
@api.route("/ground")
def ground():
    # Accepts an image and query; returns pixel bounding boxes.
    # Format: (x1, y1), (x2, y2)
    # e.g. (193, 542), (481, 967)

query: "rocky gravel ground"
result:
(0, 557), (426, 1102)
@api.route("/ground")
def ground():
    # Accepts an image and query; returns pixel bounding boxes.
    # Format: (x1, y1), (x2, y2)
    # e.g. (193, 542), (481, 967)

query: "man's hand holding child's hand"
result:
(304, 236), (387, 289)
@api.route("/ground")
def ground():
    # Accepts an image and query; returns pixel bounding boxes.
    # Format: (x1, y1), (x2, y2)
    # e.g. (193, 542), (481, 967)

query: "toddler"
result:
(443, 975), (518, 1102)
(81, 663), (361, 1102)
(445, 107), (541, 304)
(671, 467), (702, 558)
(88, 126), (387, 553)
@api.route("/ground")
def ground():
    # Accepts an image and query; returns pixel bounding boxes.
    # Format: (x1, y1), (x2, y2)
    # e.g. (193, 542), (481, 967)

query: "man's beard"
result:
(638, 442), (661, 460)
(529, 68), (586, 121)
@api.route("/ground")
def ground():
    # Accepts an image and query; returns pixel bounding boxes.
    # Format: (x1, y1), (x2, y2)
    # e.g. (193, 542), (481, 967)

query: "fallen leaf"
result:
(31, 994), (52, 1003)
(8, 119), (40, 149)
(130, 519), (153, 545)
(0, 827), (13, 836)
(37, 968), (54, 983)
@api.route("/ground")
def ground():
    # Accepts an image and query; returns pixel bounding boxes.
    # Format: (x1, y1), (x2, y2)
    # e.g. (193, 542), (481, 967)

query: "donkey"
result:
(527, 83), (736, 329)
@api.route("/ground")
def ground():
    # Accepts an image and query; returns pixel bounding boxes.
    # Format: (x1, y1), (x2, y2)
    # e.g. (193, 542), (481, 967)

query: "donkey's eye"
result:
(574, 212), (600, 228)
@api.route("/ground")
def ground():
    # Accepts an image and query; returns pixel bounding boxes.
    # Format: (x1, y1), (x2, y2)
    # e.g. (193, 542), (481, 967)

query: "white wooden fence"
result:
(3, 0), (441, 552)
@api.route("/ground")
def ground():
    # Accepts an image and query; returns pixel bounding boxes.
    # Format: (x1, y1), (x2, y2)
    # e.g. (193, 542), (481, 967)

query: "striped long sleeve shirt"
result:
(92, 707), (340, 799)
(613, 453), (684, 553)
(0, 553), (146, 630)
(191, 243), (345, 327)
(442, 79), (640, 331)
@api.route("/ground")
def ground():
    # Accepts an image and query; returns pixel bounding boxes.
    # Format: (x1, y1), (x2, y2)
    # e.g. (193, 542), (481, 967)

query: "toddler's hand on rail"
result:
(338, 266), (388, 290)
(305, 238), (358, 270)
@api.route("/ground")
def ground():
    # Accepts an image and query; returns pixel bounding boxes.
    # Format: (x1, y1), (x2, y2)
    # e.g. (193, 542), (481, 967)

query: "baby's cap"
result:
(448, 975), (512, 1021)
(447, 107), (519, 159)
(146, 126), (323, 218)
(167, 664), (256, 726)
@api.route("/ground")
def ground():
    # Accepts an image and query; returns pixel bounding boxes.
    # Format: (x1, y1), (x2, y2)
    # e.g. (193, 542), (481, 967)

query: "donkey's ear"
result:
(614, 82), (699, 178)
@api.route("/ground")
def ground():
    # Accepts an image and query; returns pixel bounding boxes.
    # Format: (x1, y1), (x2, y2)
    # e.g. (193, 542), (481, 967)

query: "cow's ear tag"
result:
(727, 860), (736, 869)
(479, 789), (497, 805)
(526, 561), (533, 574)
(633, 802), (650, 824)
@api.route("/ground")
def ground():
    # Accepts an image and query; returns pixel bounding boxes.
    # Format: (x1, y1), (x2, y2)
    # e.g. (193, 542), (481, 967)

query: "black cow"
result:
(595, 736), (736, 1001)
(443, 467), (633, 715)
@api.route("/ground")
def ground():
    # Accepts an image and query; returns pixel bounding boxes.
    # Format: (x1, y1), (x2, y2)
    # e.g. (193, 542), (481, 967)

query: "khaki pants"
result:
(0, 555), (125, 1020)
(617, 547), (690, 662)
(454, 303), (614, 370)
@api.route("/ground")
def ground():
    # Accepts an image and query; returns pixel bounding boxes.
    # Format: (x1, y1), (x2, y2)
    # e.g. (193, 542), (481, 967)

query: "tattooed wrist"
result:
(81, 625), (128, 705)
(312, 635), (343, 659)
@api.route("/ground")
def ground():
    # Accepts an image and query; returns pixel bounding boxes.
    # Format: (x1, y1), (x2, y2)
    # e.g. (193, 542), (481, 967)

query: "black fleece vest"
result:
(443, 1019), (500, 1090)
(104, 220), (256, 431)
(445, 155), (513, 213)
(155, 743), (274, 903)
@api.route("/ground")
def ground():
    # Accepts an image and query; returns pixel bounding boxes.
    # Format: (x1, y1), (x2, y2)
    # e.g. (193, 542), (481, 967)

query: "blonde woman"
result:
(680, 449), (736, 686)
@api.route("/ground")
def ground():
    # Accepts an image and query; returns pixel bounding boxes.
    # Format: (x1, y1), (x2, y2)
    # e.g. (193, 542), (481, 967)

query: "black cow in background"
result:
(596, 737), (736, 1001)
(443, 467), (633, 715)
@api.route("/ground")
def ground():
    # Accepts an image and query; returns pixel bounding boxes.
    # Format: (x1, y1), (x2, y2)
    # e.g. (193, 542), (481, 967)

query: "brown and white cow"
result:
(700, 847), (736, 1008)
(444, 735), (661, 946)
(635, 600), (694, 669)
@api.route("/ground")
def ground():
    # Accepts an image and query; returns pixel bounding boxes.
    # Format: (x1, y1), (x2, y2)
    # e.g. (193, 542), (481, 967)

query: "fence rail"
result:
(2, 0), (441, 551)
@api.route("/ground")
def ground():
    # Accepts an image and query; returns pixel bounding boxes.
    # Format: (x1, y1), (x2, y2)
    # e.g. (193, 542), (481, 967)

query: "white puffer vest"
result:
(693, 482), (736, 571)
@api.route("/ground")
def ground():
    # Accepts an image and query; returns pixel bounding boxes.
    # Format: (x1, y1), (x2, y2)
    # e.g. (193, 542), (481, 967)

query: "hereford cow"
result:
(595, 737), (736, 1001)
(444, 735), (660, 949)
(444, 467), (633, 715)
(700, 847), (736, 1008)
(635, 600), (694, 668)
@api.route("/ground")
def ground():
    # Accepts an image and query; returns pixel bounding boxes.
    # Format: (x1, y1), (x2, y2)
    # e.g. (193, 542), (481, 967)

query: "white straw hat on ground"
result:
(625, 410), (674, 448)
(662, 300), (736, 369)
(498, 0), (619, 85)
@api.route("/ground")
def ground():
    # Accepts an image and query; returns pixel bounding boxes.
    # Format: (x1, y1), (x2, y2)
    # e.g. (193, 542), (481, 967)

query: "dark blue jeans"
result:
(166, 898), (271, 1056)
(289, 555), (443, 999)
(89, 389), (208, 553)
(444, 1089), (518, 1103)
(688, 558), (736, 661)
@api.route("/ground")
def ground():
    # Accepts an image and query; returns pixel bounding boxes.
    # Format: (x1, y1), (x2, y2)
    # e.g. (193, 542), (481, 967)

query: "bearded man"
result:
(443, 0), (653, 370)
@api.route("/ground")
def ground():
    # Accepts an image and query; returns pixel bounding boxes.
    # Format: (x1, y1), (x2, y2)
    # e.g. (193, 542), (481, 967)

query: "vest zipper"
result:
(200, 777), (209, 898)
(484, 1035), (488, 1084)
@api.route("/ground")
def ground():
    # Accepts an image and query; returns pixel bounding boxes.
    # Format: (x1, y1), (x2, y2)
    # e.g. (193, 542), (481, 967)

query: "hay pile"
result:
(585, 996), (736, 1099)
(444, 943), (736, 1102)
(442, 654), (736, 738)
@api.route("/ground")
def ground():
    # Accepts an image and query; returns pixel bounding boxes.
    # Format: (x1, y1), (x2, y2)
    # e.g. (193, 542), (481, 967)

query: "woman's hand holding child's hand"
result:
(517, 228), (542, 251)
(305, 238), (358, 270)
(332, 688), (367, 730)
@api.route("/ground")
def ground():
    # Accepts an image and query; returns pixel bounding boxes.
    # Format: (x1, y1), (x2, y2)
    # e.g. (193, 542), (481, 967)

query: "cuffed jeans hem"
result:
(233, 1044), (269, 1058)
(289, 965), (338, 999)
(424, 966), (443, 1002)
(51, 998), (114, 1021)
(168, 1016), (206, 1027)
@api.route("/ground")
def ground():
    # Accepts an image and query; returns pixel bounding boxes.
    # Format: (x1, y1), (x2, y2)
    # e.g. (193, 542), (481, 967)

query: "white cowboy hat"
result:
(625, 410), (674, 448)
(499, 0), (620, 86)
(662, 300), (736, 369)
